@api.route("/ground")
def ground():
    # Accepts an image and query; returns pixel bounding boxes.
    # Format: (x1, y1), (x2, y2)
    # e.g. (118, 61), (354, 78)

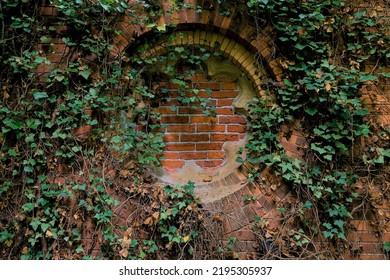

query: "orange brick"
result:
(197, 142), (223, 151)
(163, 152), (180, 159)
(167, 125), (196, 132)
(212, 91), (239, 98)
(218, 99), (234, 106)
(215, 108), (234, 115)
(163, 134), (180, 142)
(208, 151), (225, 159)
(190, 116), (218, 123)
(227, 125), (247, 133)
(210, 134), (239, 141)
(197, 124), (226, 132)
(161, 160), (185, 169)
(180, 152), (208, 160)
(219, 115), (246, 124)
(165, 143), (195, 151)
(181, 134), (209, 142)
(197, 82), (221, 90)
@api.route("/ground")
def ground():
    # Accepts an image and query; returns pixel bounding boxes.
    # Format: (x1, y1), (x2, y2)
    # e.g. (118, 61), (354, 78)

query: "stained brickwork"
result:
(156, 74), (246, 170)
(38, 0), (389, 260)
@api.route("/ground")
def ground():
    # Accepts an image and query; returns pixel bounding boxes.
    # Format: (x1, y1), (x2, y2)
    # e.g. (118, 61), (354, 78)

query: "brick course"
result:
(157, 73), (247, 170)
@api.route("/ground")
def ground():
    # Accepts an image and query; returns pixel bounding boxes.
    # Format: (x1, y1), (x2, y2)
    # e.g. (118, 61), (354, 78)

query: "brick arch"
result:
(115, 0), (294, 238)
(131, 42), (260, 202)
(112, 0), (283, 80)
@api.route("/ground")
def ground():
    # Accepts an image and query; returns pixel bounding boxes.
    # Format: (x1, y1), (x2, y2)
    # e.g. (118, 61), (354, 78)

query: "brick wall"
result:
(38, 0), (389, 259)
(156, 73), (246, 171)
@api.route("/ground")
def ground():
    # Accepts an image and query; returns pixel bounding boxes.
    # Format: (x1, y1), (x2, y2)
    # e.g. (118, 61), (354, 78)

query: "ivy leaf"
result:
(41, 223), (50, 233)
(79, 69), (92, 80)
(157, 24), (166, 32)
(7, 149), (17, 157)
(359, 75), (377, 82)
(305, 108), (318, 116)
(334, 219), (345, 229)
(33, 91), (48, 100)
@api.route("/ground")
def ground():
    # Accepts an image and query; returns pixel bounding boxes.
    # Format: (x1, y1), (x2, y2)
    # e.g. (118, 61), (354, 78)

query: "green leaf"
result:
(334, 219), (345, 229)
(157, 24), (166, 32)
(110, 136), (122, 143)
(79, 69), (92, 80)
(305, 108), (318, 116)
(41, 223), (50, 233)
(33, 91), (48, 100)
(359, 75), (377, 82)
(7, 149), (18, 157)
(30, 219), (40, 231)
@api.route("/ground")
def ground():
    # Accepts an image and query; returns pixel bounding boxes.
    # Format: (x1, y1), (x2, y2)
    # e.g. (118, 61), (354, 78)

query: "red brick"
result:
(180, 152), (208, 160)
(165, 143), (195, 151)
(181, 134), (208, 142)
(359, 254), (385, 260)
(281, 140), (303, 155)
(214, 76), (234, 83)
(186, 89), (210, 98)
(218, 99), (234, 106)
(167, 124), (196, 132)
(359, 242), (382, 254)
(163, 152), (179, 159)
(219, 115), (247, 124)
(197, 142), (224, 150)
(197, 82), (221, 90)
(210, 134), (239, 141)
(178, 107), (204, 114)
(208, 151), (225, 159)
(163, 134), (180, 142)
(161, 98), (179, 106)
(196, 160), (224, 168)
(197, 124), (226, 132)
(227, 125), (247, 133)
(347, 232), (381, 242)
(156, 107), (177, 114)
(222, 82), (237, 90)
(212, 91), (239, 98)
(215, 108), (234, 115)
(161, 160), (185, 169)
(161, 116), (189, 123)
(190, 116), (218, 123)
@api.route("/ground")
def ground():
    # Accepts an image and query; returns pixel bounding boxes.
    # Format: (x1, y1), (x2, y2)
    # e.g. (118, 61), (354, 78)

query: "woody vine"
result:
(0, 0), (389, 259)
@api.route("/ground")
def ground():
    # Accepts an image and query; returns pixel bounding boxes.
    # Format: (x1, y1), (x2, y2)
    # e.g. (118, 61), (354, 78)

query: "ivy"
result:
(234, 0), (389, 251)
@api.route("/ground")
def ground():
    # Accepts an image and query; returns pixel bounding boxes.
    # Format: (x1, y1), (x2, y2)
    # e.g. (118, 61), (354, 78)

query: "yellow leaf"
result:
(152, 211), (159, 220)
(143, 217), (153, 226)
(46, 230), (53, 238)
(3, 91), (10, 99)
(213, 215), (222, 222)
(119, 248), (128, 258)
(325, 83), (331, 92)
(5, 239), (13, 247)
(183, 235), (190, 243)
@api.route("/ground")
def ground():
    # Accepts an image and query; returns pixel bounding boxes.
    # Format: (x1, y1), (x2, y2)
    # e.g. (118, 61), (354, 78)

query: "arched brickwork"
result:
(37, 0), (390, 260)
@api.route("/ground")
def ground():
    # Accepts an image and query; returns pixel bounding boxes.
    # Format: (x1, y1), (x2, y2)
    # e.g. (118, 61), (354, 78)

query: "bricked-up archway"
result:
(156, 72), (247, 184)
(127, 27), (267, 201)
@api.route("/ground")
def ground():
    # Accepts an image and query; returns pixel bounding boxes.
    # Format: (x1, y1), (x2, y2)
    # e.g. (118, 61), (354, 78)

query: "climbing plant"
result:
(0, 0), (389, 260)
(230, 0), (389, 256)
(0, 0), (224, 260)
